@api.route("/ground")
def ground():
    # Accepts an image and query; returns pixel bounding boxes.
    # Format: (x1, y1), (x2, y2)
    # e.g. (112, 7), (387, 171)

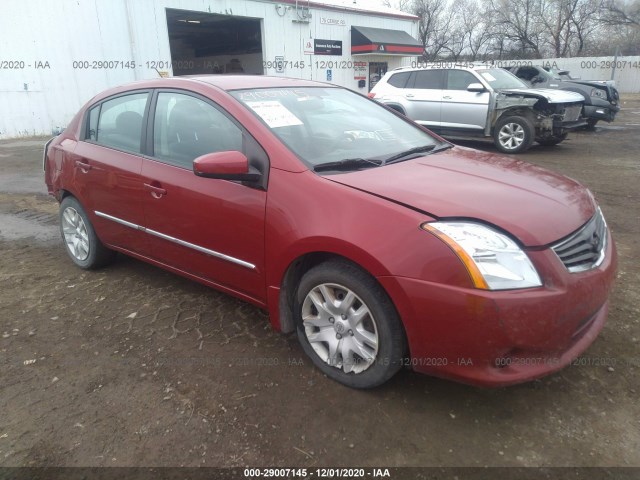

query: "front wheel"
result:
(295, 260), (405, 388)
(537, 133), (568, 146)
(59, 196), (116, 269)
(493, 115), (535, 154)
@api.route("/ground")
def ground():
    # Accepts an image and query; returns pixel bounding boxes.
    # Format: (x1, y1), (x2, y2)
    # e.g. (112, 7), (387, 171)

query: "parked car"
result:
(506, 65), (620, 128)
(369, 66), (586, 153)
(44, 75), (616, 389)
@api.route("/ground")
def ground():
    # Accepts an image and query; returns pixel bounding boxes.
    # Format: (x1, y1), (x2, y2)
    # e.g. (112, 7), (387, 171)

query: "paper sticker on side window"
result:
(480, 72), (496, 82)
(246, 100), (303, 128)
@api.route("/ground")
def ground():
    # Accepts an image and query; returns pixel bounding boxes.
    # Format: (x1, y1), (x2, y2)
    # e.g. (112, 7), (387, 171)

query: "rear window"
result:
(387, 72), (411, 88)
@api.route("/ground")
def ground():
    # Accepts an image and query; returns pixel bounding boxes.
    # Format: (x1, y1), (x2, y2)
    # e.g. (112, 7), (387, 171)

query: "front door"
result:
(141, 91), (267, 301)
(440, 70), (490, 132)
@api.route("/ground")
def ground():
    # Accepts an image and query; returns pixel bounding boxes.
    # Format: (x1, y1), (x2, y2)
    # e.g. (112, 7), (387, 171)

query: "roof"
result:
(269, 0), (419, 20)
(188, 75), (335, 90)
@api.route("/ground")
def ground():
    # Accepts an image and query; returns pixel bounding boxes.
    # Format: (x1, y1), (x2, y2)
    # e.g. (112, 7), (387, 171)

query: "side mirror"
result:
(467, 83), (486, 92)
(193, 151), (262, 182)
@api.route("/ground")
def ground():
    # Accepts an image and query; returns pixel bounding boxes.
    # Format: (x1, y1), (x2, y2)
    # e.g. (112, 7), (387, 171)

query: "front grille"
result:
(561, 104), (582, 122)
(552, 208), (607, 273)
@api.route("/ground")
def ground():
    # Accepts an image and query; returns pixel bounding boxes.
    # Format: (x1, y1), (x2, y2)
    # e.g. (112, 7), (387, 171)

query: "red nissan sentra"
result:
(44, 76), (617, 389)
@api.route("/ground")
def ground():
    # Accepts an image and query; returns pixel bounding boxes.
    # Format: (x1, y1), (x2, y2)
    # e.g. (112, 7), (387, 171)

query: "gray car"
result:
(370, 66), (586, 153)
(506, 65), (620, 128)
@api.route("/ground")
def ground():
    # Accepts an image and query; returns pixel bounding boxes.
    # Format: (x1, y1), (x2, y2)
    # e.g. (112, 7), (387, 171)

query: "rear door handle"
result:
(405, 93), (414, 98)
(143, 182), (167, 198)
(75, 160), (92, 172)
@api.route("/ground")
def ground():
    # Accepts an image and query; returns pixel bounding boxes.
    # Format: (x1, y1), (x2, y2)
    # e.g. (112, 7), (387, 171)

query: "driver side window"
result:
(153, 92), (243, 169)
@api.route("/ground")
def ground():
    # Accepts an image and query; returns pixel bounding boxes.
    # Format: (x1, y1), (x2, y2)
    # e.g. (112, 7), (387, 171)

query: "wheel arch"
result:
(275, 250), (402, 337)
(383, 103), (407, 116)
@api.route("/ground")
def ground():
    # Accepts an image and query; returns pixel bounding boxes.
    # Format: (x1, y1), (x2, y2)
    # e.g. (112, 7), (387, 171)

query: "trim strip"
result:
(94, 210), (256, 270)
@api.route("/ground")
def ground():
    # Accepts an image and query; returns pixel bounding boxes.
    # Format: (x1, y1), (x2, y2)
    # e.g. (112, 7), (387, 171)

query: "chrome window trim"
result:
(94, 210), (256, 270)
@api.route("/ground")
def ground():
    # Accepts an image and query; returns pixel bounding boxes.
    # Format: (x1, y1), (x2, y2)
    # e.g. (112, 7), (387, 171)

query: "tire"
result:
(493, 115), (535, 154)
(59, 196), (116, 269)
(586, 118), (599, 129)
(537, 133), (568, 146)
(294, 260), (405, 388)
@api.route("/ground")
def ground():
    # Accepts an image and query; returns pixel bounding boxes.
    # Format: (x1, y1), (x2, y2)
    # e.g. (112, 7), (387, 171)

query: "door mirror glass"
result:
(193, 151), (261, 182)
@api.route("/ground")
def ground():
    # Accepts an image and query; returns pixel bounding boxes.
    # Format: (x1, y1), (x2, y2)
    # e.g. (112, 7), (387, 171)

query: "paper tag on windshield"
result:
(246, 101), (303, 128)
(480, 72), (496, 82)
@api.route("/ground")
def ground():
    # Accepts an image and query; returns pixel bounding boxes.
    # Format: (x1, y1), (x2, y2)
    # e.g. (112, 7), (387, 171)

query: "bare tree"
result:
(599, 0), (640, 26)
(488, 0), (545, 58)
(571, 0), (603, 54)
(459, 0), (496, 60)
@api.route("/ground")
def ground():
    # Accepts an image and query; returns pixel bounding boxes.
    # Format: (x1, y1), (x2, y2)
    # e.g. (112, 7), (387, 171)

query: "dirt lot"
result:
(0, 98), (639, 469)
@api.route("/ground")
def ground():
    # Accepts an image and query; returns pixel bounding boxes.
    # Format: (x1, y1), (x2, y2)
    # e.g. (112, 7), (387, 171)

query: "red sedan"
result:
(44, 75), (617, 388)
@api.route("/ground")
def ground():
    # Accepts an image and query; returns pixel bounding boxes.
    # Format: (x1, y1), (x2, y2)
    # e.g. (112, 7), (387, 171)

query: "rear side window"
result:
(411, 70), (444, 89)
(153, 92), (243, 168)
(387, 72), (411, 88)
(445, 70), (479, 90)
(94, 93), (149, 153)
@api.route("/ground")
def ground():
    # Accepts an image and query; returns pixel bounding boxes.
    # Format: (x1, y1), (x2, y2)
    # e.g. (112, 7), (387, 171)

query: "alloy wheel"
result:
(498, 123), (525, 150)
(61, 206), (90, 261)
(301, 283), (379, 374)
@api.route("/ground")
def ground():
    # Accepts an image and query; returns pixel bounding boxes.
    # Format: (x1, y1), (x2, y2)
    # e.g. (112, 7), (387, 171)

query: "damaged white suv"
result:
(369, 66), (586, 153)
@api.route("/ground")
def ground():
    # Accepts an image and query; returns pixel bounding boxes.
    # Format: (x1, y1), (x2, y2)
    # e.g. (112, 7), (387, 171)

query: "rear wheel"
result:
(295, 260), (405, 388)
(537, 133), (568, 146)
(493, 115), (535, 154)
(59, 196), (115, 269)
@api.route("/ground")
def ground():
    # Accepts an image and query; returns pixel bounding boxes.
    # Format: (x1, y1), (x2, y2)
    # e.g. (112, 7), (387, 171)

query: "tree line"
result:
(384, 0), (640, 60)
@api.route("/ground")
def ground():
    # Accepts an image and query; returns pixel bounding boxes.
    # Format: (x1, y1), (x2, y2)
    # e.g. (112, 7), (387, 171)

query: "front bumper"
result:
(378, 229), (617, 387)
(583, 104), (619, 122)
(553, 119), (587, 133)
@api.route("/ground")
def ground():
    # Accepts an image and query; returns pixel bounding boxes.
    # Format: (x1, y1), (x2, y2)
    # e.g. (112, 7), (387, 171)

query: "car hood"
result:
(327, 146), (595, 247)
(500, 88), (584, 104)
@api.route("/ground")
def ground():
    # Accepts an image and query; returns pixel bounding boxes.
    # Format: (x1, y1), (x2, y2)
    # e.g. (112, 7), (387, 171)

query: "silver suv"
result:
(370, 66), (586, 153)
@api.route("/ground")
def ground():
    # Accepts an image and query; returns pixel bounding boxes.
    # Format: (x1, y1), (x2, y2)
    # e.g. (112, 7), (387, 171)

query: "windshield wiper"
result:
(383, 145), (436, 164)
(313, 158), (383, 172)
(384, 144), (453, 164)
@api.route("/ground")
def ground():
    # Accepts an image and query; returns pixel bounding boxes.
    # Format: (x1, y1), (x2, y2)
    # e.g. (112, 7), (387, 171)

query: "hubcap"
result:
(62, 207), (90, 261)
(301, 283), (379, 374)
(498, 123), (525, 150)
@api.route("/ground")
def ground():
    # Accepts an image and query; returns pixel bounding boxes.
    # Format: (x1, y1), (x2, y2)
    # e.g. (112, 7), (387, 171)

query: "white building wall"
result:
(0, 0), (419, 138)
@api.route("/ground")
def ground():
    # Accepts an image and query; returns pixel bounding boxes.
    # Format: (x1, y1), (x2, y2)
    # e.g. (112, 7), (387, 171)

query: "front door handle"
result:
(443, 96), (452, 100)
(405, 93), (414, 98)
(143, 182), (167, 199)
(75, 160), (92, 172)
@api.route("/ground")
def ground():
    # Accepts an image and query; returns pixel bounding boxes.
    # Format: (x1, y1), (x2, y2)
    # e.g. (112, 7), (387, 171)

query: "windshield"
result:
(476, 68), (528, 90)
(230, 87), (441, 169)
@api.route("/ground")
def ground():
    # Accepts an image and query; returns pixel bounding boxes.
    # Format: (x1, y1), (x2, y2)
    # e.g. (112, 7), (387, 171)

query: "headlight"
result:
(422, 222), (542, 290)
(590, 88), (606, 99)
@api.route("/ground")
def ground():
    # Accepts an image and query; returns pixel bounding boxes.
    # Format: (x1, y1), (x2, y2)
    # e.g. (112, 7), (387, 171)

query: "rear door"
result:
(140, 90), (268, 301)
(71, 91), (151, 254)
(440, 70), (490, 132)
(401, 70), (444, 127)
